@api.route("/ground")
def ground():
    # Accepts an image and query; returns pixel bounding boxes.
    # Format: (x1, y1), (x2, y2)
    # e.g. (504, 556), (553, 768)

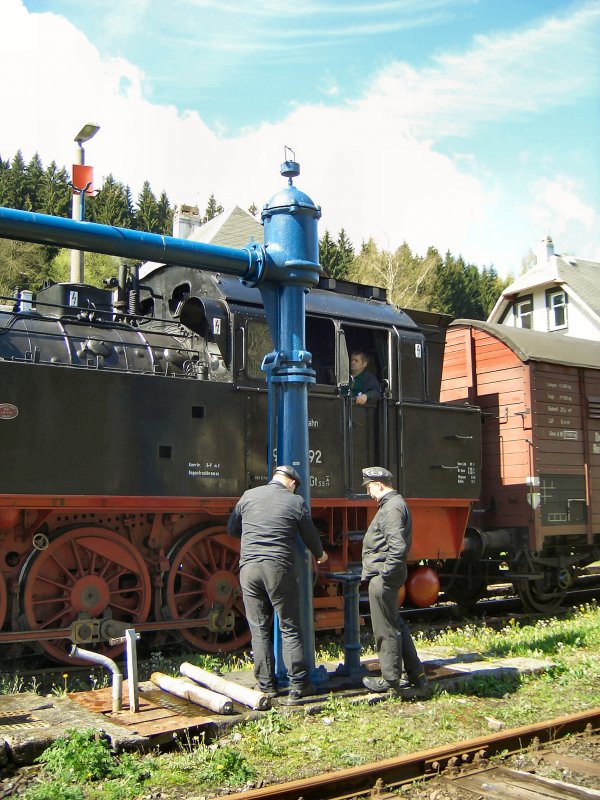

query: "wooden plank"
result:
(540, 753), (600, 778)
(498, 766), (600, 798)
(479, 391), (528, 407)
(450, 765), (600, 798)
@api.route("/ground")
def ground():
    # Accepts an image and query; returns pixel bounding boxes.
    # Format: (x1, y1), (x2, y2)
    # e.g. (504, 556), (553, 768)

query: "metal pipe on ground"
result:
(150, 672), (234, 714)
(180, 662), (270, 710)
(70, 645), (123, 712)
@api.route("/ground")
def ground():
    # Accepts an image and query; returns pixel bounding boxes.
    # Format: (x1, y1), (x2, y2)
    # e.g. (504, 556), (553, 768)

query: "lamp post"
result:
(70, 123), (100, 283)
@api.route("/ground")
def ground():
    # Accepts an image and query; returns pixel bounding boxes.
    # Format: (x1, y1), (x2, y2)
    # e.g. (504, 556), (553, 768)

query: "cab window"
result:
(306, 316), (336, 385)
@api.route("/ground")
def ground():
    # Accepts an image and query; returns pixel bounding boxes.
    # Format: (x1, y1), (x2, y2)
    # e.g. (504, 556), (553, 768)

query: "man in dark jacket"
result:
(360, 466), (431, 699)
(227, 465), (328, 704)
(350, 351), (380, 405)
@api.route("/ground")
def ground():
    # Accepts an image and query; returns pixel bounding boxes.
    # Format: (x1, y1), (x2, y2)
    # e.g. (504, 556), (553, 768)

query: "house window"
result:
(515, 298), (533, 329)
(547, 290), (567, 330)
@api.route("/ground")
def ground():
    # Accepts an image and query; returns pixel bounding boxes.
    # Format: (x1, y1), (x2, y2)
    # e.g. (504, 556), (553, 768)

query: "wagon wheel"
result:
(0, 572), (6, 630)
(20, 526), (152, 664)
(440, 555), (487, 609)
(165, 525), (250, 653)
(514, 577), (567, 613)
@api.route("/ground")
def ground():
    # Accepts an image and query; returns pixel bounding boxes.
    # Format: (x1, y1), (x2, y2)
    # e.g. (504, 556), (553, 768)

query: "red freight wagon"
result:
(440, 320), (600, 611)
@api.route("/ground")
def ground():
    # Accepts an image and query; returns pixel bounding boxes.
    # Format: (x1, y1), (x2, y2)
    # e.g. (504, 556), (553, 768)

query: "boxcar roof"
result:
(451, 320), (600, 370)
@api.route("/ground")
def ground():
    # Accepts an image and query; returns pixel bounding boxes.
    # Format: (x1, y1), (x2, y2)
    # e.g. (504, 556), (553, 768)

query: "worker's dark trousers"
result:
(368, 574), (424, 684)
(240, 561), (308, 690)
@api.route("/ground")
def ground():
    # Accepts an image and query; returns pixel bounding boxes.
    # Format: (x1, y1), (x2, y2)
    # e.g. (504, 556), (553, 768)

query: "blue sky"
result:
(2, 0), (599, 276)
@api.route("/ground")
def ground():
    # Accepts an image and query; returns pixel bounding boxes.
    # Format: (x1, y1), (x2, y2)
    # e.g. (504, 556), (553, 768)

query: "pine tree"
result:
(480, 265), (510, 317)
(89, 175), (133, 228)
(203, 193), (223, 223)
(333, 229), (354, 280)
(24, 153), (45, 211)
(1, 151), (28, 209)
(432, 252), (488, 319)
(39, 161), (71, 217)
(157, 190), (173, 235)
(135, 181), (160, 232)
(319, 230), (340, 277)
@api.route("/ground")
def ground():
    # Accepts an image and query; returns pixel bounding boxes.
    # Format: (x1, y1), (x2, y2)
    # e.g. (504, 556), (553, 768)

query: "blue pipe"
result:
(260, 161), (323, 682)
(0, 207), (261, 280)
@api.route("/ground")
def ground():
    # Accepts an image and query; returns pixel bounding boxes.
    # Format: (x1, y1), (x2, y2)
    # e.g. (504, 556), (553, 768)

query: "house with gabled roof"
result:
(175, 205), (263, 248)
(140, 205), (263, 280)
(487, 236), (600, 342)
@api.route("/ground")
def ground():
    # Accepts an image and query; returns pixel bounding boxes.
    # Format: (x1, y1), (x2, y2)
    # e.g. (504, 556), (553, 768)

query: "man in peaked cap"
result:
(360, 466), (431, 699)
(227, 466), (328, 705)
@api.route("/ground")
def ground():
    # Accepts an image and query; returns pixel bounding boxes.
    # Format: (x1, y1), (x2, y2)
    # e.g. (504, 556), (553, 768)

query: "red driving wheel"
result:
(20, 526), (152, 664)
(166, 525), (250, 653)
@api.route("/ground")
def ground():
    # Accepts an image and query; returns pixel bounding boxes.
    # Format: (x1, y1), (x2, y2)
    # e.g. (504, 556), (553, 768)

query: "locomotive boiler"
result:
(0, 260), (481, 663)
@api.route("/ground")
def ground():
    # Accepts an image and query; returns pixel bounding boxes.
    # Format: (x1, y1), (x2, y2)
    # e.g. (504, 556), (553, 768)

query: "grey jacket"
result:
(227, 480), (324, 569)
(361, 490), (412, 585)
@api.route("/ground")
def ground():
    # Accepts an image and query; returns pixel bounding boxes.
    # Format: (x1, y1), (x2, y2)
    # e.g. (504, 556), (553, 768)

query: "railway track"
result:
(226, 709), (600, 800)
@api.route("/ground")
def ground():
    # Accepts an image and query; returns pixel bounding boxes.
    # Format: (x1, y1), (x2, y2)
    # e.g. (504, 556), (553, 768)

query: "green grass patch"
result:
(16, 603), (600, 800)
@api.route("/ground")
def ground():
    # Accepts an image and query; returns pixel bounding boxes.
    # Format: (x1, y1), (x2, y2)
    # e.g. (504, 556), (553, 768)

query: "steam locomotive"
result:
(0, 258), (480, 663)
(0, 257), (597, 664)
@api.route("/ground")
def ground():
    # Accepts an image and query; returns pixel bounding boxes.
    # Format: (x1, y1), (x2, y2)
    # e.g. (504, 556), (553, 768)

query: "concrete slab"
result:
(0, 691), (148, 767)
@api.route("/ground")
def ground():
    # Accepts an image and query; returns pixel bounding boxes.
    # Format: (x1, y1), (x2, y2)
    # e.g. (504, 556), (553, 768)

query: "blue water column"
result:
(254, 156), (323, 679)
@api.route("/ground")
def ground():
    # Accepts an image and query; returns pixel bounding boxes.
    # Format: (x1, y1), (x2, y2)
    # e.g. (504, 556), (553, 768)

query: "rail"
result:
(228, 708), (600, 800)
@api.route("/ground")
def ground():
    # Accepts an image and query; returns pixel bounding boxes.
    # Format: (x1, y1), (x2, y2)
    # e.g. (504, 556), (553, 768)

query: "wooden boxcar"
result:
(440, 320), (600, 610)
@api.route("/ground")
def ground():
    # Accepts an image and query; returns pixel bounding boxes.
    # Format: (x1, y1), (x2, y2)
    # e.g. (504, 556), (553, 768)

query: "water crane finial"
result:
(280, 146), (300, 185)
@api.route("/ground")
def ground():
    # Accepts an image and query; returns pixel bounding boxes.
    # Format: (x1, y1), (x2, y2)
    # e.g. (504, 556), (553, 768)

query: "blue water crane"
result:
(0, 154), (324, 680)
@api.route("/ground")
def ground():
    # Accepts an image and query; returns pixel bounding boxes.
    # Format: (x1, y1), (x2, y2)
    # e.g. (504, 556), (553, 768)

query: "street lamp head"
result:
(74, 123), (100, 144)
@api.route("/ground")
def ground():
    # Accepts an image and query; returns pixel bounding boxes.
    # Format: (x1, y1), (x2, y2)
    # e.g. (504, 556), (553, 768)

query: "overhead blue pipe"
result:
(0, 207), (262, 281)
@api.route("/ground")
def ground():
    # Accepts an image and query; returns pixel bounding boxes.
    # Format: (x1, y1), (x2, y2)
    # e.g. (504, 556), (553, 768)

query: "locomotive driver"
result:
(350, 351), (380, 406)
(360, 466), (431, 699)
(227, 466), (328, 705)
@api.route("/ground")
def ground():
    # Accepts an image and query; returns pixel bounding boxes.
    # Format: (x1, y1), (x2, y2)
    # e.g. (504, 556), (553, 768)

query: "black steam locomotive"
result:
(0, 262), (480, 663)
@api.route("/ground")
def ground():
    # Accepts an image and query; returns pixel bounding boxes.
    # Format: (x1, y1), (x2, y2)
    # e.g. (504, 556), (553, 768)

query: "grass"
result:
(15, 603), (600, 800)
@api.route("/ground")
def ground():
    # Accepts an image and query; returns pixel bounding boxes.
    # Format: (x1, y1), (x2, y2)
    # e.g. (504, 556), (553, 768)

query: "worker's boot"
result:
(398, 672), (432, 700)
(362, 676), (402, 697)
(279, 682), (316, 706)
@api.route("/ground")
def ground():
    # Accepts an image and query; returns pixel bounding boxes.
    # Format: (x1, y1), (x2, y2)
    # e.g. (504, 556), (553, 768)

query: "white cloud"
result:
(359, 3), (600, 138)
(1, 0), (599, 277)
(528, 176), (600, 261)
(531, 177), (597, 231)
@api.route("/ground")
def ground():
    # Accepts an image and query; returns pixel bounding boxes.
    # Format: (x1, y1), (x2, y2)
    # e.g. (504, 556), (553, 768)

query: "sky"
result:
(2, 0), (600, 277)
